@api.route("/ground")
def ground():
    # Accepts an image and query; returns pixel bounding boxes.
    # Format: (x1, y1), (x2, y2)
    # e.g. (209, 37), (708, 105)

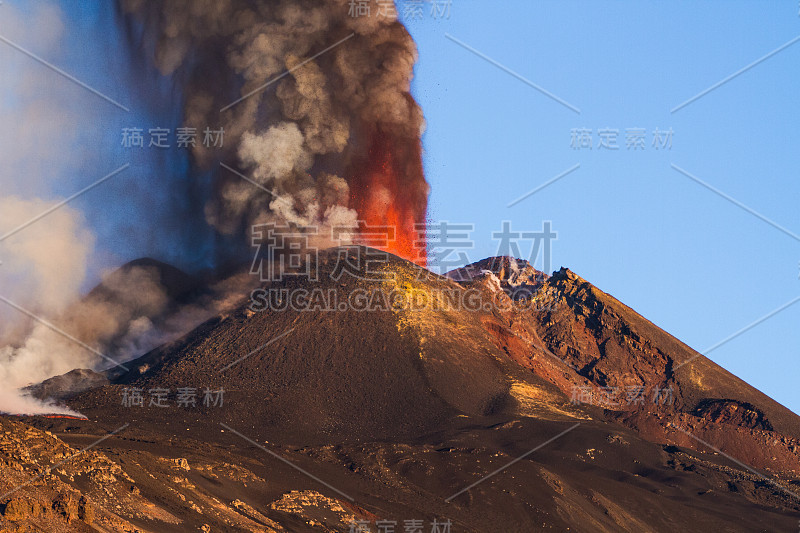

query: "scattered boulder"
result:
(52, 492), (93, 524)
(693, 399), (774, 431)
(2, 497), (46, 521)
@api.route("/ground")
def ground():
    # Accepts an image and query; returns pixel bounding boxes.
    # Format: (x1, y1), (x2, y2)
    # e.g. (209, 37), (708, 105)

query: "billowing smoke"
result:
(120, 0), (429, 257)
(0, 199), (94, 416)
(0, 2), (102, 414)
(0, 256), (251, 415)
(0, 0), (429, 414)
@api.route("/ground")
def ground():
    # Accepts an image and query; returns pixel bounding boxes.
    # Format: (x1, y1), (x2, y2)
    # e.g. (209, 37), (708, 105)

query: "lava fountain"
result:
(350, 129), (428, 266)
(118, 0), (430, 267)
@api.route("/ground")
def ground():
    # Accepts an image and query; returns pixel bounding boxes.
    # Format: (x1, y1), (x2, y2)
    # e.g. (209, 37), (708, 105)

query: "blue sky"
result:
(402, 1), (800, 413)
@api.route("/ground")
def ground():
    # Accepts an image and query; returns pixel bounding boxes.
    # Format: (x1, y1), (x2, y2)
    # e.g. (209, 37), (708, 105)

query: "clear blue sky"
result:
(401, 1), (800, 414)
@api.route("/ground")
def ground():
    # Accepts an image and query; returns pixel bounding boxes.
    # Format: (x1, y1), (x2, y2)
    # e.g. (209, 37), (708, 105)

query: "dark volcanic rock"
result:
(78, 248), (517, 444)
(693, 398), (774, 431)
(85, 258), (202, 306)
(27, 368), (109, 401)
(447, 256), (548, 301)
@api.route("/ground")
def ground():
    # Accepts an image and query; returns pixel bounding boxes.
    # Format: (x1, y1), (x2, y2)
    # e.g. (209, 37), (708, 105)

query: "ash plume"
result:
(120, 0), (429, 253)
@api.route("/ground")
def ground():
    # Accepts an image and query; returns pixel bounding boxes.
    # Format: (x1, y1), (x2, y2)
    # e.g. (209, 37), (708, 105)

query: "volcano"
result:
(1, 249), (799, 532)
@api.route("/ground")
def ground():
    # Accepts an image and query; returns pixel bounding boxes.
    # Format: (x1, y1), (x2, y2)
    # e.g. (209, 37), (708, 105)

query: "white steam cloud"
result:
(0, 3), (100, 415)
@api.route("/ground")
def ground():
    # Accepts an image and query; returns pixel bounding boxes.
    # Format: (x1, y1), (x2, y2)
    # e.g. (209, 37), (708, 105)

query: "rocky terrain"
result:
(1, 248), (799, 531)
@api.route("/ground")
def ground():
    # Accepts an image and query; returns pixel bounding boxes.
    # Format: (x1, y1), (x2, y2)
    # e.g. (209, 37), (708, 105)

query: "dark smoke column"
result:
(120, 0), (429, 264)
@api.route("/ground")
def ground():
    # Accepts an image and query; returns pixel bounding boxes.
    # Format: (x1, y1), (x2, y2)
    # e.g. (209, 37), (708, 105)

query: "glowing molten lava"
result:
(351, 131), (428, 266)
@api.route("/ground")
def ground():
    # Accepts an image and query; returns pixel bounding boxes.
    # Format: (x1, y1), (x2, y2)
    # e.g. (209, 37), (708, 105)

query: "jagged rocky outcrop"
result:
(446, 256), (548, 301)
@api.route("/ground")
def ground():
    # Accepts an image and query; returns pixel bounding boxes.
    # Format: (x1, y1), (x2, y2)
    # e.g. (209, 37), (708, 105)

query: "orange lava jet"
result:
(12, 414), (89, 420)
(351, 130), (428, 266)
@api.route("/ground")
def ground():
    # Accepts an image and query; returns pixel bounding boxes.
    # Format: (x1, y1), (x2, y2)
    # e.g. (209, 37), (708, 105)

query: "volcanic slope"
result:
(73, 247), (542, 444)
(453, 258), (800, 476)
(6, 247), (799, 532)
